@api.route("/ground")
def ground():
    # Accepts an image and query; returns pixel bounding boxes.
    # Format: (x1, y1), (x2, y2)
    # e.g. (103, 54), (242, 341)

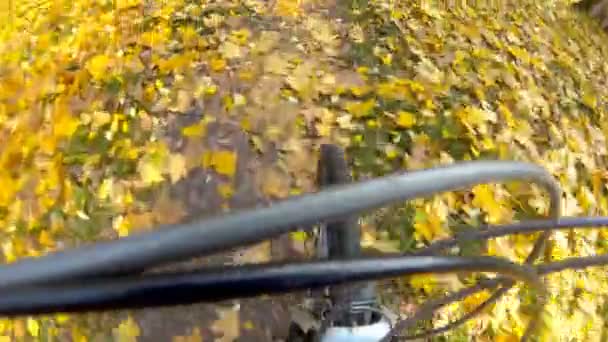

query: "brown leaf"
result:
(152, 192), (187, 225)
(233, 241), (271, 264)
(211, 306), (240, 342)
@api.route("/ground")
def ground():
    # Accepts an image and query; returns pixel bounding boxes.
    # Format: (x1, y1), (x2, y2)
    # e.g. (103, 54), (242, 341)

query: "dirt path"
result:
(130, 1), (345, 340)
(132, 119), (302, 341)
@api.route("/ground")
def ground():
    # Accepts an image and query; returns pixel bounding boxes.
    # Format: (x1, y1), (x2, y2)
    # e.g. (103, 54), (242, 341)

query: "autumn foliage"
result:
(2, 0), (608, 340)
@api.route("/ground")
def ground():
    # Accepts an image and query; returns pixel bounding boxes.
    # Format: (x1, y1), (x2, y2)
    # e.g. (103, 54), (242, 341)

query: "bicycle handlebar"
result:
(0, 256), (542, 316)
(0, 161), (561, 289)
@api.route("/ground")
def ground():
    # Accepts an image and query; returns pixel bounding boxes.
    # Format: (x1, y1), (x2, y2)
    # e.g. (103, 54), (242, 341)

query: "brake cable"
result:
(385, 216), (608, 341)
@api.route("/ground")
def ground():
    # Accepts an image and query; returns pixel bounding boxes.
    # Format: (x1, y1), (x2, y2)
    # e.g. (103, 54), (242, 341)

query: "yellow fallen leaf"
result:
(210, 57), (227, 72)
(217, 183), (234, 199)
(91, 111), (112, 128)
(167, 153), (187, 184)
(171, 90), (193, 113)
(53, 100), (79, 137)
(173, 328), (203, 342)
(116, 0), (142, 10)
(472, 184), (504, 223)
(211, 306), (240, 342)
(344, 99), (376, 118)
(181, 121), (207, 137)
(113, 216), (131, 237)
(219, 41), (243, 59)
(290, 231), (307, 242)
(413, 207), (447, 241)
(26, 319), (39, 338)
(410, 274), (436, 294)
(287, 61), (316, 98)
(230, 28), (251, 45)
(274, 0), (301, 17)
(495, 333), (519, 342)
(39, 230), (54, 248)
(202, 150), (237, 177)
(253, 31), (280, 54)
(115, 316), (140, 342)
(138, 158), (164, 186)
(86, 55), (112, 81)
(243, 320), (254, 330)
(396, 111), (416, 128)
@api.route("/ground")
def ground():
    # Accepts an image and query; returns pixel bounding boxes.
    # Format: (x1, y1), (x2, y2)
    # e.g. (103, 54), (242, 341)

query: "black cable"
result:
(415, 216), (608, 256)
(538, 253), (608, 275)
(0, 256), (541, 316)
(390, 252), (608, 341)
(0, 161), (561, 289)
(379, 281), (495, 342)
(387, 217), (608, 341)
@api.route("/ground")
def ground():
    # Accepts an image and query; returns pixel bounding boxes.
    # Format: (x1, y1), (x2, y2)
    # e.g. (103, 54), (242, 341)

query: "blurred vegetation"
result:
(2, 0), (608, 340)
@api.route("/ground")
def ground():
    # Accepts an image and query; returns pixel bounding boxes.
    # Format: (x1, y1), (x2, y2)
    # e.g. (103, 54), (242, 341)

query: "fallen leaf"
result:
(114, 316), (140, 342)
(86, 55), (112, 81)
(253, 31), (281, 53)
(202, 150), (238, 177)
(233, 241), (271, 264)
(396, 111), (416, 128)
(167, 153), (187, 183)
(211, 306), (240, 342)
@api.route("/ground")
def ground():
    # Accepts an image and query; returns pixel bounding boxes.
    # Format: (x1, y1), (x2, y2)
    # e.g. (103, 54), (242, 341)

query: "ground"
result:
(3, 0), (608, 341)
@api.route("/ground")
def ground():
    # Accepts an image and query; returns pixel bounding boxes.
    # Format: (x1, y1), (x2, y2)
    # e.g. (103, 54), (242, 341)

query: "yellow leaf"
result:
(26, 319), (39, 338)
(253, 31), (280, 54)
(182, 121), (207, 137)
(115, 316), (140, 342)
(344, 99), (376, 118)
(98, 178), (114, 200)
(202, 151), (237, 177)
(290, 231), (307, 242)
(306, 16), (338, 46)
(91, 111), (112, 128)
(217, 183), (234, 199)
(396, 111), (416, 128)
(582, 92), (597, 109)
(413, 211), (446, 241)
(410, 274), (436, 293)
(168, 153), (187, 183)
(472, 185), (504, 223)
(287, 62), (316, 99)
(53, 100), (79, 137)
(171, 90), (193, 112)
(39, 230), (54, 248)
(274, 0), (301, 17)
(211, 306), (239, 342)
(173, 328), (203, 342)
(384, 144), (398, 160)
(86, 55), (112, 81)
(243, 321), (254, 330)
(495, 333), (519, 342)
(263, 53), (290, 75)
(113, 216), (131, 237)
(138, 158), (164, 186)
(219, 41), (243, 59)
(210, 57), (227, 72)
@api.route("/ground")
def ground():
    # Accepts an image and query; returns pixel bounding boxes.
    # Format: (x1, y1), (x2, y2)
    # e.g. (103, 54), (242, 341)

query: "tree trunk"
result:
(575, 0), (608, 30)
